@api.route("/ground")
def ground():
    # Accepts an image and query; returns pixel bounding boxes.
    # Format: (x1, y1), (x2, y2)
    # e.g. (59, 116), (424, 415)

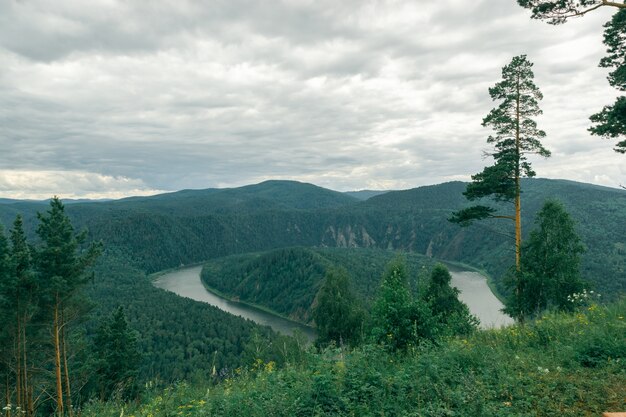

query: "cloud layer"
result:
(1, 0), (623, 198)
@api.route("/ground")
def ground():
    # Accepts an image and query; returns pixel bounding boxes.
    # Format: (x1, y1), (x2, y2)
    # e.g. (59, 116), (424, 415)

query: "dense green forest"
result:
(1, 179), (624, 299)
(201, 247), (436, 323)
(86, 252), (285, 383)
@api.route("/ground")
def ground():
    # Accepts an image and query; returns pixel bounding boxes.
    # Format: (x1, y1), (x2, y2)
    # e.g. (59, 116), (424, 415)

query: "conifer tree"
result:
(0, 225), (12, 414)
(423, 264), (478, 336)
(371, 259), (435, 350)
(517, 0), (625, 24)
(506, 200), (586, 319)
(450, 55), (551, 273)
(589, 9), (626, 154)
(9, 216), (35, 417)
(35, 198), (101, 416)
(517, 1), (625, 157)
(92, 307), (141, 400)
(312, 268), (362, 347)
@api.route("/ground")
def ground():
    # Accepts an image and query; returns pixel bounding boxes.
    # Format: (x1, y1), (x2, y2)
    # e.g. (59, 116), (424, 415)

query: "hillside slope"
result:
(201, 247), (435, 323)
(1, 179), (624, 298)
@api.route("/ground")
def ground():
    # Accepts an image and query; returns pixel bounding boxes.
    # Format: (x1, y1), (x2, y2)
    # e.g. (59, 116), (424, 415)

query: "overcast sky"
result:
(0, 0), (623, 199)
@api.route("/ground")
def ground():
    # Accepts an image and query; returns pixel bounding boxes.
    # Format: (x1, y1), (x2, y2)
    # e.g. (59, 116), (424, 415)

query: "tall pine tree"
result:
(35, 198), (101, 416)
(450, 55), (551, 273)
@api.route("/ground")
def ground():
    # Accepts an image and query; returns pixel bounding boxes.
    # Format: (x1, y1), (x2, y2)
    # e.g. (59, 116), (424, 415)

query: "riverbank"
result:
(153, 265), (317, 341)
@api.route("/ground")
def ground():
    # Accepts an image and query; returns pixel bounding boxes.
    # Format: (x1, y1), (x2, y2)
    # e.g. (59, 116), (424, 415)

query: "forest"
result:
(1, 1), (625, 416)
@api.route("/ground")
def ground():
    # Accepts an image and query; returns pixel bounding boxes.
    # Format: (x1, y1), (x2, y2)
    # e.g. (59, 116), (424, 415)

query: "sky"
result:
(0, 0), (624, 199)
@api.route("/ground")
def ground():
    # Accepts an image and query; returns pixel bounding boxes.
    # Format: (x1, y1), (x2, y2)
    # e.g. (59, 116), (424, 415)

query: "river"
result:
(153, 266), (318, 341)
(153, 263), (513, 341)
(447, 265), (514, 328)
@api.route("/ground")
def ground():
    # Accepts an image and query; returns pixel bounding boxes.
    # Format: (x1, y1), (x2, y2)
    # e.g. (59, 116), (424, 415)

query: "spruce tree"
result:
(312, 268), (362, 347)
(35, 198), (101, 416)
(92, 307), (141, 400)
(506, 200), (586, 319)
(423, 264), (478, 336)
(371, 259), (435, 350)
(0, 225), (12, 413)
(450, 55), (551, 273)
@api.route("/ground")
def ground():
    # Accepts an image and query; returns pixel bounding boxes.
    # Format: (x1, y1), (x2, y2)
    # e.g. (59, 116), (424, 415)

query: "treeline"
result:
(1, 179), (624, 299)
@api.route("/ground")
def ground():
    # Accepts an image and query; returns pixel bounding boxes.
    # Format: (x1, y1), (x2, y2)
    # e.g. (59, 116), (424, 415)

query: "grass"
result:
(82, 298), (625, 417)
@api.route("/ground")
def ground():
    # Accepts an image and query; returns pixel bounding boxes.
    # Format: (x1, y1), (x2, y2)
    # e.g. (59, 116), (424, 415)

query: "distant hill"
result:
(1, 178), (624, 299)
(344, 190), (391, 200)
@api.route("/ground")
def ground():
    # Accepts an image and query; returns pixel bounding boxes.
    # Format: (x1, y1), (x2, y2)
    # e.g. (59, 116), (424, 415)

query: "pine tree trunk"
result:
(62, 323), (73, 417)
(515, 75), (522, 272)
(54, 297), (64, 417)
(22, 320), (29, 417)
(5, 374), (9, 417)
(16, 303), (22, 413)
(27, 385), (33, 417)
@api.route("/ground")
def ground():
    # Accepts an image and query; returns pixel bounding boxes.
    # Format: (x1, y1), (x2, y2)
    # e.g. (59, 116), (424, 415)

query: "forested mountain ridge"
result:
(0, 178), (624, 297)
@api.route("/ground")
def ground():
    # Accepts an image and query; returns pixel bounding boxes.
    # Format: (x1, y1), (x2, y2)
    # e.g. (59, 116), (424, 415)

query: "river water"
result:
(447, 266), (514, 328)
(153, 263), (513, 340)
(153, 266), (318, 341)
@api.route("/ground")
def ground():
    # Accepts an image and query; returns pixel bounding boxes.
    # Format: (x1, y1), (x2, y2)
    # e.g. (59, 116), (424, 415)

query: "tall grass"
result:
(82, 299), (625, 417)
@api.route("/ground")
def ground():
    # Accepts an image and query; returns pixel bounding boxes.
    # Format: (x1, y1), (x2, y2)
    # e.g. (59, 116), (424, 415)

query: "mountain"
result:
(1, 178), (624, 298)
(344, 190), (391, 200)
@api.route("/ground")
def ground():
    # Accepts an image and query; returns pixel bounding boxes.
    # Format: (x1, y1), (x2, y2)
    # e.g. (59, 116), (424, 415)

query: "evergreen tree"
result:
(517, 0), (625, 24)
(312, 268), (363, 347)
(505, 200), (586, 320)
(423, 264), (479, 336)
(517, 1), (625, 157)
(450, 55), (551, 274)
(8, 216), (36, 417)
(0, 224), (12, 412)
(92, 307), (141, 400)
(371, 259), (434, 350)
(35, 198), (101, 416)
(589, 9), (626, 154)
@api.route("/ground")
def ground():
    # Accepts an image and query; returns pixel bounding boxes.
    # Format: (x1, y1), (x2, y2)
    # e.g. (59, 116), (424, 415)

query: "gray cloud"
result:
(0, 0), (623, 198)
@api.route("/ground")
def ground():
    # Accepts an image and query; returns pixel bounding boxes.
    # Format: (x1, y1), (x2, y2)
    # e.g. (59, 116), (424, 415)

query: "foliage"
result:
(91, 307), (141, 400)
(517, 0), (626, 24)
(589, 9), (626, 153)
(201, 247), (435, 323)
(450, 55), (550, 272)
(506, 200), (586, 320)
(0, 200), (102, 417)
(371, 259), (435, 350)
(81, 299), (626, 417)
(312, 268), (364, 347)
(423, 264), (479, 336)
(85, 251), (285, 384)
